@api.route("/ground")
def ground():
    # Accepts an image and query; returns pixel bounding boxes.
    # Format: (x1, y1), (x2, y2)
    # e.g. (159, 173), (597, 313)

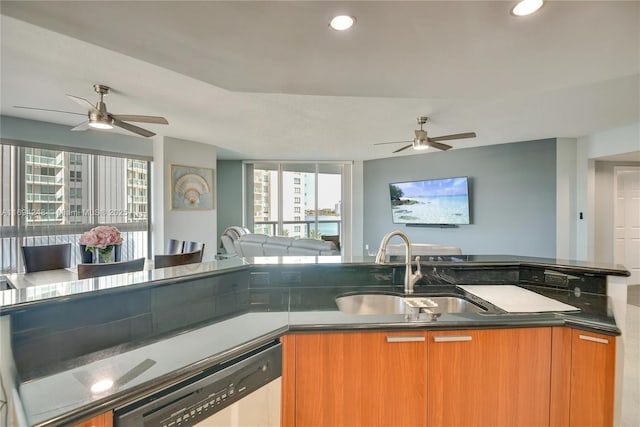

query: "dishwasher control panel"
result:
(114, 341), (282, 427)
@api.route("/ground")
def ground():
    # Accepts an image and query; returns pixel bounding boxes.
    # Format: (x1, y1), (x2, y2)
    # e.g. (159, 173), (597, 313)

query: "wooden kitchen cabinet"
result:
(283, 326), (615, 427)
(550, 328), (616, 427)
(568, 329), (615, 427)
(427, 328), (552, 427)
(282, 331), (428, 427)
(73, 411), (113, 427)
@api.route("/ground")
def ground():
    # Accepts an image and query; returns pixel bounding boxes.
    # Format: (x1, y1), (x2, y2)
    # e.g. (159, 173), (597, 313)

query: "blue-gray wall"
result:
(216, 160), (244, 241)
(1, 115), (152, 158)
(363, 139), (557, 257)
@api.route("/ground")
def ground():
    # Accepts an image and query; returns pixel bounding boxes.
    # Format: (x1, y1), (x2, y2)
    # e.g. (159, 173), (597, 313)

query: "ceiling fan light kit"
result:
(413, 141), (430, 150)
(374, 115), (477, 154)
(14, 83), (168, 137)
(87, 111), (113, 129)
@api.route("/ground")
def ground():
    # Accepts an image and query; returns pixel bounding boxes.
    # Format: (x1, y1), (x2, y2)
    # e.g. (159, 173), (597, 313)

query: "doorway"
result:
(614, 166), (640, 284)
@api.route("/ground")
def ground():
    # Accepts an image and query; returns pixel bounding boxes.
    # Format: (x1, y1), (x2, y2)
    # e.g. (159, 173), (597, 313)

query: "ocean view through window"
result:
(244, 162), (344, 245)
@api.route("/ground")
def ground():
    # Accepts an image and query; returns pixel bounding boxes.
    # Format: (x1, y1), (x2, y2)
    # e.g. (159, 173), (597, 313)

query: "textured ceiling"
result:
(1, 1), (638, 160)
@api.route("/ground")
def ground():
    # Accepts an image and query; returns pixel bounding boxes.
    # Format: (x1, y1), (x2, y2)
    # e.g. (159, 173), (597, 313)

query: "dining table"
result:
(3, 259), (155, 290)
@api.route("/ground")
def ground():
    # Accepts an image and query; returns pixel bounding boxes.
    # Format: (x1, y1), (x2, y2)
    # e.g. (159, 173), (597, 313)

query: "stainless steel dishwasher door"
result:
(193, 377), (281, 427)
(114, 340), (282, 427)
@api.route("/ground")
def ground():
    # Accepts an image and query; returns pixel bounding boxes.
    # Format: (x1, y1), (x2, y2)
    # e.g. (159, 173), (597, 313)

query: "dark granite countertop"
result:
(0, 255), (627, 426)
(14, 284), (620, 426)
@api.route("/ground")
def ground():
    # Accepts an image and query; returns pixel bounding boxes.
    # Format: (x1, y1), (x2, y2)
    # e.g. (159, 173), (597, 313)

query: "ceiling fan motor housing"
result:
(94, 84), (110, 95)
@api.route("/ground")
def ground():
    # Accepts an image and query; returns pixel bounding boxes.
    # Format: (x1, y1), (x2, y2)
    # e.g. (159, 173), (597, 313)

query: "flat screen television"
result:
(389, 176), (470, 225)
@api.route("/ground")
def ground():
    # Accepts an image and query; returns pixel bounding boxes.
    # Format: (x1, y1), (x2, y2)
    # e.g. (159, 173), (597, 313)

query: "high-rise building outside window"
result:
(245, 162), (344, 242)
(0, 144), (151, 273)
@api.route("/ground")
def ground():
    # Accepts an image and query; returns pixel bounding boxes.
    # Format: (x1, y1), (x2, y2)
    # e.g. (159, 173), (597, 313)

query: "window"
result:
(0, 144), (151, 273)
(245, 162), (344, 242)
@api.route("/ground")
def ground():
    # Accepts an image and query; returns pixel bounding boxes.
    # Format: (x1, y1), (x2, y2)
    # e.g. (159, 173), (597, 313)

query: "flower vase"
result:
(96, 248), (113, 263)
(94, 244), (122, 263)
(79, 244), (93, 263)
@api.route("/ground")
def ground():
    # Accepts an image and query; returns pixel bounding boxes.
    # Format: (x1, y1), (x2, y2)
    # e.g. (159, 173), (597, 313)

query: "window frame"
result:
(0, 141), (152, 273)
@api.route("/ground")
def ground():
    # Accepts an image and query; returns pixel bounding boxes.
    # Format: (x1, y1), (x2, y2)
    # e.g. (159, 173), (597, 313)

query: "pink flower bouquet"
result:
(79, 226), (123, 261)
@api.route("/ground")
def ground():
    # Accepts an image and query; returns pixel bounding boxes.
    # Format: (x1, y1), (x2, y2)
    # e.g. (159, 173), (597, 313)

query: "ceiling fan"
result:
(374, 116), (476, 153)
(14, 84), (168, 137)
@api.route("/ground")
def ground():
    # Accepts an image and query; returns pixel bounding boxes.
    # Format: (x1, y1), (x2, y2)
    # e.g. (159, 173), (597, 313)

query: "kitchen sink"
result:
(335, 293), (490, 316)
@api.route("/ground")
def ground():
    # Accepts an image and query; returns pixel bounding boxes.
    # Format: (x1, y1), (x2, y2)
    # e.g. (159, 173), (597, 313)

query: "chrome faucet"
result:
(374, 230), (422, 294)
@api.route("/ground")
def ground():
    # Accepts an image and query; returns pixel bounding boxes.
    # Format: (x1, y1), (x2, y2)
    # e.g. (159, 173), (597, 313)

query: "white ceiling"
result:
(1, 1), (638, 161)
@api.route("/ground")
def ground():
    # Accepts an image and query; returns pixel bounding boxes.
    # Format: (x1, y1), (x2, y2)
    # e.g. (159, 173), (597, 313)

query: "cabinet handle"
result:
(386, 336), (425, 343)
(578, 334), (609, 344)
(432, 335), (473, 343)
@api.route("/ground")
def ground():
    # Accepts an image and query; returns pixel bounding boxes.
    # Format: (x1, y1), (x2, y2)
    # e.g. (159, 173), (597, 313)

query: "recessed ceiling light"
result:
(511, 0), (544, 16)
(329, 15), (355, 31)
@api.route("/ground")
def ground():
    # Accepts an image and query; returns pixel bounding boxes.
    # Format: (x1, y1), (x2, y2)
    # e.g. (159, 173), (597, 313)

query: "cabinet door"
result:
(73, 412), (113, 427)
(569, 330), (615, 427)
(292, 331), (428, 427)
(427, 328), (552, 427)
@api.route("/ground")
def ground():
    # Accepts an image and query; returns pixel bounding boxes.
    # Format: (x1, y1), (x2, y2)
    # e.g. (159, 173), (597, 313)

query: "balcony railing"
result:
(25, 154), (64, 167)
(25, 194), (62, 202)
(25, 174), (63, 184)
(253, 219), (341, 239)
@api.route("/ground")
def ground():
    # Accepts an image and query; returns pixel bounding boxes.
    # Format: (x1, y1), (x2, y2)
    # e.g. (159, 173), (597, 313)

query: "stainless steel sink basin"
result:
(335, 293), (488, 315)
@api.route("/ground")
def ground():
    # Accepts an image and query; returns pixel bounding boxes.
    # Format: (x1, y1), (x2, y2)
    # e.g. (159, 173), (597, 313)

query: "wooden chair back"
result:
(77, 258), (146, 280)
(154, 250), (203, 269)
(21, 243), (72, 273)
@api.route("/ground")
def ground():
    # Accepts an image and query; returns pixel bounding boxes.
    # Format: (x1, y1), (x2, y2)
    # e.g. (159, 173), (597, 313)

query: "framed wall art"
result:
(170, 164), (215, 210)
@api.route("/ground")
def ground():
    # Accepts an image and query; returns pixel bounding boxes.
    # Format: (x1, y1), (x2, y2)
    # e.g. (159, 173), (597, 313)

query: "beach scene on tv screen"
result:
(390, 177), (470, 224)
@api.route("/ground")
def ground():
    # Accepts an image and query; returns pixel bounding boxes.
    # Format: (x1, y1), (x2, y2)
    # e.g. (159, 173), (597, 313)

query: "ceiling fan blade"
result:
(66, 94), (98, 113)
(13, 105), (86, 116)
(393, 144), (413, 153)
(70, 121), (91, 131)
(111, 114), (168, 124)
(113, 118), (155, 137)
(429, 141), (453, 151)
(428, 132), (476, 142)
(373, 140), (413, 146)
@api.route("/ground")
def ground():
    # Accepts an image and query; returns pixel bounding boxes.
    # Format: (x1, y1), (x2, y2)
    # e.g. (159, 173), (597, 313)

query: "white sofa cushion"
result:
(263, 236), (292, 255)
(289, 238), (337, 255)
(238, 234), (269, 257)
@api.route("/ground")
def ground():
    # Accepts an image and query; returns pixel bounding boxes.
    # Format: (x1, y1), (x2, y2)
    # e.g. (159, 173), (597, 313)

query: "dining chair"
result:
(154, 249), (203, 269)
(77, 258), (146, 280)
(166, 239), (184, 255)
(21, 243), (72, 273)
(182, 241), (205, 257)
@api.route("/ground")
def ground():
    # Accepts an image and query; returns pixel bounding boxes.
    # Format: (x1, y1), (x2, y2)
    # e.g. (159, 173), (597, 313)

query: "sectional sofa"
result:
(220, 227), (339, 257)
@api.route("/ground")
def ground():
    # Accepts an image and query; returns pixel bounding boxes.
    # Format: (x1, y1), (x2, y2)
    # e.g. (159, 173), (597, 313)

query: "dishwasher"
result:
(114, 340), (282, 427)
